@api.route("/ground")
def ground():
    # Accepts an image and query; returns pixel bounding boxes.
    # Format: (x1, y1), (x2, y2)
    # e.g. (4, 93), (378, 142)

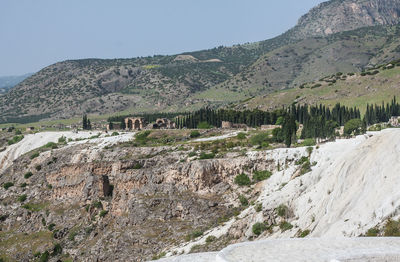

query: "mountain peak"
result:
(291, 0), (400, 39)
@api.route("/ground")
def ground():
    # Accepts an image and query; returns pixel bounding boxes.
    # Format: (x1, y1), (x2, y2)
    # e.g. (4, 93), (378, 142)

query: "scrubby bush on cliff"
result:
(299, 229), (310, 238)
(30, 152), (39, 159)
(18, 194), (27, 202)
(279, 221), (293, 232)
(205, 235), (217, 243)
(185, 230), (203, 241)
(234, 173), (251, 186)
(252, 222), (267, 236)
(24, 171), (33, 179)
(253, 170), (272, 182)
(199, 152), (215, 159)
(275, 204), (289, 217)
(8, 135), (24, 145)
(3, 182), (14, 190)
(384, 219), (400, 236)
(238, 195), (248, 206)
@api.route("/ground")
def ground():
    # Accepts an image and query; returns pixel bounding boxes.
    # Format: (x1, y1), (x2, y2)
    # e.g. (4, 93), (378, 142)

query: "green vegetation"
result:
(275, 204), (289, 218)
(30, 152), (40, 159)
(199, 152), (215, 160)
(238, 195), (248, 206)
(2, 182), (14, 190)
(24, 172), (33, 179)
(344, 119), (364, 136)
(132, 163), (143, 169)
(8, 135), (24, 145)
(99, 210), (108, 217)
(279, 221), (293, 232)
(197, 122), (212, 129)
(185, 230), (203, 241)
(17, 194), (27, 202)
(22, 202), (47, 212)
(250, 132), (270, 148)
(190, 130), (200, 138)
(237, 132), (246, 140)
(234, 173), (251, 186)
(151, 251), (166, 260)
(111, 131), (119, 136)
(299, 229), (310, 238)
(366, 227), (380, 237)
(253, 170), (272, 182)
(205, 235), (217, 243)
(252, 222), (267, 236)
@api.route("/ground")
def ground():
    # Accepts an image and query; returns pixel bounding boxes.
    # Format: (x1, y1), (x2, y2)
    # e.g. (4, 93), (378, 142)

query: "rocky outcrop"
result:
(291, 0), (400, 39)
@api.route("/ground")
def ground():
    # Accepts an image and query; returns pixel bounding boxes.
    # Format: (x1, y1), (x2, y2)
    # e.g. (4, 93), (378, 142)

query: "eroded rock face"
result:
(292, 0), (400, 39)
(0, 143), (274, 261)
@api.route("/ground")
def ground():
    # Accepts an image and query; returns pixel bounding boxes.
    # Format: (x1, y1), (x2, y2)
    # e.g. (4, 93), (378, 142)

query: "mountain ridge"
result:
(2, 0), (400, 124)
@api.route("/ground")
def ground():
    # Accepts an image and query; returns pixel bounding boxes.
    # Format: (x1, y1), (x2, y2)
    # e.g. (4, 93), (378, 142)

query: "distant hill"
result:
(2, 0), (400, 124)
(234, 59), (400, 114)
(0, 73), (32, 94)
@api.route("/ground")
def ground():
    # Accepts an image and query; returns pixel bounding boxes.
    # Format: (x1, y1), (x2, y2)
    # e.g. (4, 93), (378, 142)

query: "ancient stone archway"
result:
(134, 119), (140, 129)
(124, 117), (146, 130)
(127, 119), (133, 130)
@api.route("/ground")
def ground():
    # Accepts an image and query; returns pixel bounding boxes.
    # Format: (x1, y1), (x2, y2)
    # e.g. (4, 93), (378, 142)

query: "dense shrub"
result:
(250, 132), (270, 147)
(279, 221), (293, 232)
(252, 222), (267, 236)
(39, 251), (49, 262)
(24, 172), (33, 179)
(35, 165), (42, 171)
(234, 173), (251, 186)
(238, 195), (248, 206)
(58, 136), (66, 143)
(8, 135), (24, 145)
(185, 230), (203, 241)
(344, 119), (363, 136)
(188, 151), (197, 157)
(384, 219), (400, 236)
(366, 227), (379, 237)
(30, 152), (40, 159)
(135, 130), (151, 144)
(237, 132), (246, 140)
(111, 132), (119, 136)
(253, 170), (272, 182)
(52, 243), (62, 256)
(197, 122), (212, 129)
(3, 182), (14, 190)
(275, 204), (289, 217)
(299, 229), (310, 238)
(199, 152), (215, 159)
(205, 235), (217, 243)
(99, 210), (108, 217)
(18, 194), (27, 202)
(190, 130), (200, 138)
(43, 142), (57, 149)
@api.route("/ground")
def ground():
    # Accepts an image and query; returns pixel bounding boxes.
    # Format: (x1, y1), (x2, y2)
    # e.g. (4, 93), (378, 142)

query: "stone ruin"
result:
(222, 121), (248, 129)
(125, 117), (147, 130)
(153, 118), (176, 129)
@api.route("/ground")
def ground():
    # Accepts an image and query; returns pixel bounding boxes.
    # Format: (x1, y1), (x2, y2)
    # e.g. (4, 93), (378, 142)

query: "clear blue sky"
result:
(0, 0), (325, 76)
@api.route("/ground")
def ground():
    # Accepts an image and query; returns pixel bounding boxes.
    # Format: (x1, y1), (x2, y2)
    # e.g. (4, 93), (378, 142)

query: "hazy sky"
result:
(0, 0), (325, 76)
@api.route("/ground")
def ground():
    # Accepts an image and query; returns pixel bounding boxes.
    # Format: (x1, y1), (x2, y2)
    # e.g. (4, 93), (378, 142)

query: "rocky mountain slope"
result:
(2, 0), (400, 123)
(234, 57), (400, 112)
(2, 129), (400, 261)
(0, 73), (32, 94)
(289, 0), (400, 39)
